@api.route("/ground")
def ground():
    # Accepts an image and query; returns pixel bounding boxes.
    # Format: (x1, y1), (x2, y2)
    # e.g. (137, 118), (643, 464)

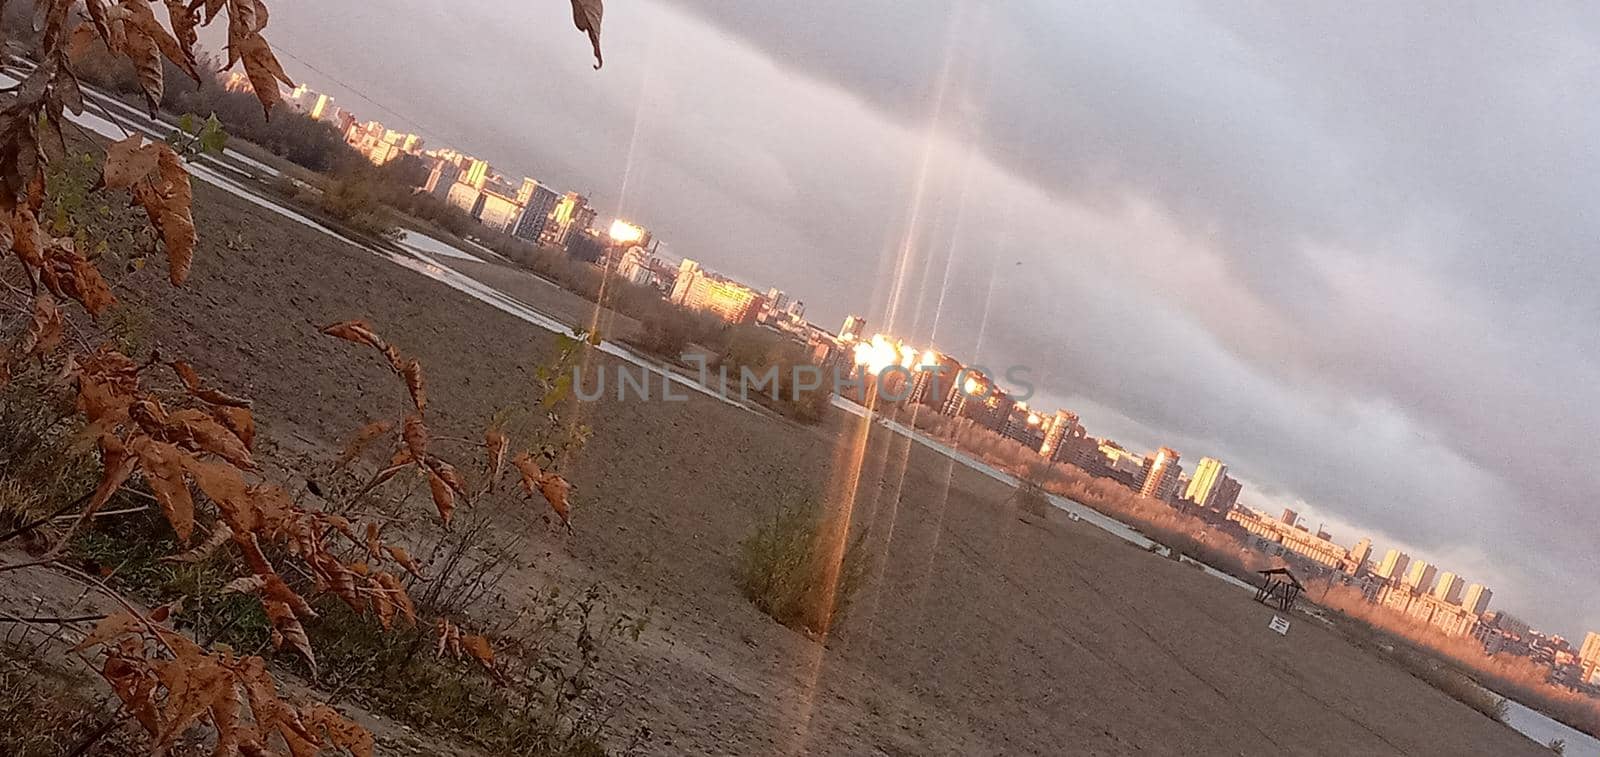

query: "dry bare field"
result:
(6, 171), (1551, 756)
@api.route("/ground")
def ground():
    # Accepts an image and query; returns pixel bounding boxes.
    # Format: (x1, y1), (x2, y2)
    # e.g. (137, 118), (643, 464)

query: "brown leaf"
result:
(134, 438), (196, 542)
(484, 428), (508, 491)
(262, 596), (316, 674)
(538, 472), (573, 528)
(124, 21), (165, 115)
(426, 456), (468, 500)
(512, 452), (542, 497)
(237, 31), (293, 117)
(102, 133), (160, 190)
(126, 0), (198, 82)
(183, 455), (255, 533)
(102, 642), (162, 735)
(130, 144), (195, 285)
(373, 571), (416, 627)
(7, 207), (43, 268)
(16, 290), (64, 359)
(211, 405), (256, 451)
(364, 520), (382, 561)
(168, 407), (254, 468)
(383, 544), (423, 579)
(570, 0), (604, 69)
(301, 703), (374, 757)
(320, 319), (386, 351)
(87, 433), (139, 519)
(161, 522), (232, 562)
(402, 414), (428, 463)
(367, 575), (395, 630)
(73, 610), (142, 651)
(461, 633), (504, 683)
(426, 469), (454, 526)
(335, 419), (392, 467)
(401, 358), (425, 412)
(63, 244), (116, 317)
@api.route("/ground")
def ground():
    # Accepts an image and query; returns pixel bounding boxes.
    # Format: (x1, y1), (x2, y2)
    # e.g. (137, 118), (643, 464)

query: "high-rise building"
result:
(1038, 409), (1086, 463)
(1432, 572), (1465, 604)
(1375, 549), (1410, 582)
(1184, 457), (1228, 508)
(1210, 475), (1241, 512)
(840, 315), (867, 342)
(908, 351), (963, 411)
(1579, 632), (1600, 679)
(1462, 583), (1493, 615)
(541, 192), (595, 249)
(1138, 448), (1182, 501)
(1281, 508), (1298, 527)
(1346, 537), (1373, 576)
(512, 183), (561, 244)
(1401, 560), (1437, 593)
(668, 259), (765, 324)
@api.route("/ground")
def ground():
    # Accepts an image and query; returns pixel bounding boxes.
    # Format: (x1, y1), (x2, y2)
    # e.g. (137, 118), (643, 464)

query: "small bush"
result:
(738, 499), (868, 635)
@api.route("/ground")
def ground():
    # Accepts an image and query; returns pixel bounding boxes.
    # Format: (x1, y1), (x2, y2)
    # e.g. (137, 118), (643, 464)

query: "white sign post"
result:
(1268, 615), (1291, 635)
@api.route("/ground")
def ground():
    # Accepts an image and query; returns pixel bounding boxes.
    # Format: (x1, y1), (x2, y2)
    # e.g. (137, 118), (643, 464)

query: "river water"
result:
(20, 67), (1596, 757)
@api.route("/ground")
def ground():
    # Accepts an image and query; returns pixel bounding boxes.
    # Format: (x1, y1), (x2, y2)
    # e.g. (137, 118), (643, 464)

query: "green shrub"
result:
(737, 499), (868, 635)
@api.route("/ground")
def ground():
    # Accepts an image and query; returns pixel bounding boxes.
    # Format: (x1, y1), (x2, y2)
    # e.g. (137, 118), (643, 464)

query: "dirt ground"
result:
(9, 170), (1551, 756)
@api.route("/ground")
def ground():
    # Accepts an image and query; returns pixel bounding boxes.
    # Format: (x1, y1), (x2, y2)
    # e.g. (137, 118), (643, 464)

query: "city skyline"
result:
(234, 1), (1600, 637)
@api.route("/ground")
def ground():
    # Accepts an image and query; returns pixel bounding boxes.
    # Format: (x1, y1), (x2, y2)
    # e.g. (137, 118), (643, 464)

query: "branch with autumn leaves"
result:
(1, 1), (606, 753)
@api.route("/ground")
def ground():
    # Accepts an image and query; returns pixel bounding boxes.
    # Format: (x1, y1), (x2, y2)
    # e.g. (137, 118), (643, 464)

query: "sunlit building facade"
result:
(1375, 549), (1410, 582)
(1432, 571), (1465, 604)
(1183, 457), (1228, 508)
(1401, 560), (1438, 594)
(669, 259), (765, 324)
(1138, 447), (1182, 501)
(1462, 583), (1493, 615)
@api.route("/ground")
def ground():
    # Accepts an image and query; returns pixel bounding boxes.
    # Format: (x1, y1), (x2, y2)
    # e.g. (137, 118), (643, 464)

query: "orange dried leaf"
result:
(262, 597), (316, 674)
(484, 428), (508, 490)
(161, 522), (233, 563)
(373, 571), (416, 627)
(512, 452), (542, 496)
(7, 208), (43, 268)
(211, 405), (256, 450)
(237, 31), (293, 117)
(335, 419), (392, 467)
(402, 414), (428, 462)
(320, 319), (386, 351)
(364, 520), (382, 561)
(134, 439), (196, 542)
(301, 703), (374, 757)
(426, 469), (454, 526)
(102, 133), (160, 190)
(538, 472), (573, 527)
(168, 408), (254, 469)
(101, 645), (162, 735)
(401, 358), (425, 412)
(130, 144), (195, 285)
(383, 544), (423, 579)
(73, 610), (142, 651)
(87, 433), (138, 519)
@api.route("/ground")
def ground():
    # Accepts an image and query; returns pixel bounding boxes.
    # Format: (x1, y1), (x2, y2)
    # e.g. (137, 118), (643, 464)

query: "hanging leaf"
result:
(570, 0), (604, 69)
(426, 469), (454, 526)
(336, 419), (393, 467)
(400, 358), (425, 412)
(128, 143), (195, 285)
(484, 428), (508, 491)
(134, 438), (197, 542)
(102, 133), (160, 190)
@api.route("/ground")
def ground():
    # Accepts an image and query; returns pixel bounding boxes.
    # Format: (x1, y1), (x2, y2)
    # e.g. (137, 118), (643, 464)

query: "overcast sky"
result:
(251, 1), (1598, 635)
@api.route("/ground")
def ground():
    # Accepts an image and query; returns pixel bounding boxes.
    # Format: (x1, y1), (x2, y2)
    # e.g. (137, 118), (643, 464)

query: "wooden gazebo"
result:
(1253, 567), (1304, 612)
